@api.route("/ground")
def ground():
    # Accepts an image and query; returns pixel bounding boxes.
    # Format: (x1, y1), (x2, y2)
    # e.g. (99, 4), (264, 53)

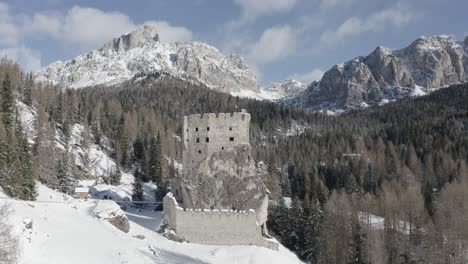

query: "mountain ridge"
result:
(285, 35), (468, 112)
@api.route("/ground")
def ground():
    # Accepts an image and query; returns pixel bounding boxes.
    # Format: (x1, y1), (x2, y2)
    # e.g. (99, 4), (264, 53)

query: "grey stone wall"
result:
(182, 109), (250, 170)
(163, 193), (278, 250)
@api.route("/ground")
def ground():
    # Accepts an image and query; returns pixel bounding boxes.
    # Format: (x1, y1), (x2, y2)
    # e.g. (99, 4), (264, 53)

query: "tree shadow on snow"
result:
(125, 209), (163, 232)
(142, 249), (210, 264)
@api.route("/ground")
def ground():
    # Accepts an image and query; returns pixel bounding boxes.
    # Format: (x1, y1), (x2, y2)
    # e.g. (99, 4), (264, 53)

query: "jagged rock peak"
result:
(285, 34), (468, 112)
(100, 24), (160, 52)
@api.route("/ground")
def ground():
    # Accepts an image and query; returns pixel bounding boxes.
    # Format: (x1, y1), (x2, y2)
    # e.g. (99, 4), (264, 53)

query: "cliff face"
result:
(286, 35), (468, 112)
(176, 145), (268, 217)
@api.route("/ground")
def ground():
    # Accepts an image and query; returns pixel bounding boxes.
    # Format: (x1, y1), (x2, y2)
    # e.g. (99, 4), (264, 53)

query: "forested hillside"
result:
(1, 59), (467, 263)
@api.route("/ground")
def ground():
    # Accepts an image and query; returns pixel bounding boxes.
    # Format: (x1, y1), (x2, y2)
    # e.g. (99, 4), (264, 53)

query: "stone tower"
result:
(182, 109), (250, 170)
(164, 109), (276, 249)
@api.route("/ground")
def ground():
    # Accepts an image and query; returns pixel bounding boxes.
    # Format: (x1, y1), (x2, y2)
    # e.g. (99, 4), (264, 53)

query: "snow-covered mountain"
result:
(35, 25), (260, 97)
(259, 80), (307, 100)
(286, 35), (468, 112)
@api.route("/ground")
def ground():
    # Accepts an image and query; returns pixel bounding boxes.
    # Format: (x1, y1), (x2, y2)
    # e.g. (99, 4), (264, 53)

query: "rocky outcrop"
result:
(176, 145), (268, 216)
(92, 200), (130, 233)
(35, 24), (260, 97)
(287, 35), (468, 112)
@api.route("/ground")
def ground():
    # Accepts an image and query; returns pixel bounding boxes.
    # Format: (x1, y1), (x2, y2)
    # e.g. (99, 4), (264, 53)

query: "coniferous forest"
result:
(1, 59), (468, 263)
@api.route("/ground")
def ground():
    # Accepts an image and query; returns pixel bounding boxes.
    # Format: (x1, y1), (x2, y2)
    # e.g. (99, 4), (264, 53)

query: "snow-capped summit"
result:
(286, 35), (468, 112)
(35, 24), (260, 97)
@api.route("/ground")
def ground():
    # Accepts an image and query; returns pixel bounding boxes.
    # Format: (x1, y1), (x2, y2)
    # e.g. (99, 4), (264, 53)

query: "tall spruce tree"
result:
(15, 121), (36, 200)
(132, 170), (144, 208)
(1, 74), (14, 137)
(148, 134), (163, 184)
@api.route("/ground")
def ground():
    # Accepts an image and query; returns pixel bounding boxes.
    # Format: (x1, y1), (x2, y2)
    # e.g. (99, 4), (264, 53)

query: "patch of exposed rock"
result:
(91, 200), (130, 233)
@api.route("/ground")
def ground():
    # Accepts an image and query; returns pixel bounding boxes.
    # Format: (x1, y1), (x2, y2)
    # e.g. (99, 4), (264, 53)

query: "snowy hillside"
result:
(35, 25), (262, 99)
(1, 183), (302, 264)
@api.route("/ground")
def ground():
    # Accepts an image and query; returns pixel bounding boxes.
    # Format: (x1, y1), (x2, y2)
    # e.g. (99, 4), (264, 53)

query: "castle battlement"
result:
(182, 109), (251, 170)
(163, 193), (278, 250)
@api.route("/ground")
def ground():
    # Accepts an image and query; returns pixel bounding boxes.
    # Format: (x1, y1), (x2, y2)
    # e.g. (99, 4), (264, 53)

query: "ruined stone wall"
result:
(182, 109), (250, 170)
(163, 193), (278, 250)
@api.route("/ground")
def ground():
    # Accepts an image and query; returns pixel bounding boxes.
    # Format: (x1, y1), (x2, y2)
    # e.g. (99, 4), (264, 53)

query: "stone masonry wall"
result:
(163, 193), (278, 250)
(182, 109), (250, 170)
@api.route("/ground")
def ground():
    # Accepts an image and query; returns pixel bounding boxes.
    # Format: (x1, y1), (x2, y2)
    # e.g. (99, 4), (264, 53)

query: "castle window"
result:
(229, 137), (234, 142)
(207, 127), (210, 131)
(195, 127), (198, 131)
(206, 137), (209, 142)
(198, 150), (201, 154)
(186, 129), (188, 132)
(229, 126), (232, 131)
(222, 146), (224, 150)
(196, 138), (200, 143)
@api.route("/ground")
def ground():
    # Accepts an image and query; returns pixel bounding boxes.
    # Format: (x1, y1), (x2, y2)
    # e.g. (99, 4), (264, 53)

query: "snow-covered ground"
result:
(1, 184), (302, 264)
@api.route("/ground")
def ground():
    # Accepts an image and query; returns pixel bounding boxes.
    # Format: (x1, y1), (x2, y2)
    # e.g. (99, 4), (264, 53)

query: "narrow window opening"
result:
(229, 126), (232, 131)
(206, 137), (210, 142)
(221, 146), (224, 150)
(186, 129), (188, 132)
(198, 150), (201, 154)
(196, 138), (200, 143)
(195, 127), (198, 131)
(207, 127), (210, 131)
(229, 137), (234, 142)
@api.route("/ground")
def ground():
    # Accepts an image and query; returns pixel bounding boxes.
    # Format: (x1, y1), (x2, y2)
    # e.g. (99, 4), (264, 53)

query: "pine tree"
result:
(266, 157), (282, 200)
(15, 122), (36, 200)
(1, 74), (14, 137)
(109, 167), (122, 186)
(132, 171), (144, 208)
(56, 153), (72, 194)
(303, 199), (323, 263)
(22, 73), (33, 106)
(148, 134), (163, 184)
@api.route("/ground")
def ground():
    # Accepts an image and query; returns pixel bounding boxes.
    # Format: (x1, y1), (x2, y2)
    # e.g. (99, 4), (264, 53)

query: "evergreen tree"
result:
(22, 73), (33, 106)
(15, 122), (36, 200)
(303, 199), (323, 263)
(1, 74), (14, 137)
(148, 134), (163, 184)
(109, 167), (122, 186)
(132, 171), (144, 208)
(56, 153), (72, 194)
(266, 157), (282, 200)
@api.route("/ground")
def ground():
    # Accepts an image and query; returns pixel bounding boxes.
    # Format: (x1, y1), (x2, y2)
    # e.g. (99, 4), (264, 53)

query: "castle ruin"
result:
(163, 109), (277, 250)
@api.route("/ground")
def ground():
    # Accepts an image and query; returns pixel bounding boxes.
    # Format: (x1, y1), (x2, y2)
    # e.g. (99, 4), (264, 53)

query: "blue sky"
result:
(0, 0), (467, 84)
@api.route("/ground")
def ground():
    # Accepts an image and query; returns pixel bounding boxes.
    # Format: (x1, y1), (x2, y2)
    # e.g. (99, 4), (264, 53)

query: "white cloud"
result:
(248, 25), (296, 65)
(61, 6), (136, 50)
(0, 3), (194, 71)
(230, 0), (297, 26)
(319, 0), (354, 10)
(320, 2), (414, 46)
(145, 21), (193, 43)
(289, 68), (324, 83)
(0, 47), (42, 71)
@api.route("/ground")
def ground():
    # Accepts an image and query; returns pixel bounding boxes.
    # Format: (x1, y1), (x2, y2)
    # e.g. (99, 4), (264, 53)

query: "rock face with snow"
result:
(92, 200), (130, 233)
(260, 80), (307, 100)
(35, 24), (260, 96)
(287, 35), (468, 111)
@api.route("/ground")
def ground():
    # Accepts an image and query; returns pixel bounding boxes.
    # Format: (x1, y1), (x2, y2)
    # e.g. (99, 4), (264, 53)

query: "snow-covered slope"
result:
(2, 183), (302, 264)
(35, 25), (261, 98)
(286, 35), (468, 112)
(260, 80), (307, 100)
